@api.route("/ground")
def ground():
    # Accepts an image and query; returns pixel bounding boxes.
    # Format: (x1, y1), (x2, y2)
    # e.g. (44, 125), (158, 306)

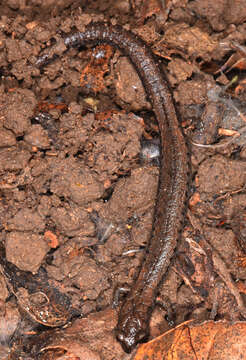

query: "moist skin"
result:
(37, 22), (189, 353)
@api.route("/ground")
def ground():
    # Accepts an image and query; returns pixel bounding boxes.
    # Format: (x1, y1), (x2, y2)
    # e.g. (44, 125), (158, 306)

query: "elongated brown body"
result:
(37, 22), (189, 353)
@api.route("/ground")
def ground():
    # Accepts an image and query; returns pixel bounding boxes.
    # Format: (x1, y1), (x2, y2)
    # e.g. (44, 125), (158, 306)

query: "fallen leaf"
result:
(133, 321), (246, 360)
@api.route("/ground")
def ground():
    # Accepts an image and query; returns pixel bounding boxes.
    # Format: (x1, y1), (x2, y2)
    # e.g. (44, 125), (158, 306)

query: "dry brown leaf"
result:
(133, 321), (246, 360)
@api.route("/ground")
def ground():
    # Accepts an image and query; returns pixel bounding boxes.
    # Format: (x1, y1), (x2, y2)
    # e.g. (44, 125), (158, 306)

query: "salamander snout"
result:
(116, 314), (148, 353)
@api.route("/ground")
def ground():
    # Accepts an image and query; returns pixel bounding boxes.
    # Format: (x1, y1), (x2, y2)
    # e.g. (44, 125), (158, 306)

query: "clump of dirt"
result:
(1, 0), (246, 359)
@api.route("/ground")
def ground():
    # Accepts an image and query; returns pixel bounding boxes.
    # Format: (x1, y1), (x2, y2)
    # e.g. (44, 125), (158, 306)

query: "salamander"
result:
(36, 22), (189, 353)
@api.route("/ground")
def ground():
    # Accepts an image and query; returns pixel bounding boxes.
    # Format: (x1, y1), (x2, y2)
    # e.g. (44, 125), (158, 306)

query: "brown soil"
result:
(1, 0), (246, 359)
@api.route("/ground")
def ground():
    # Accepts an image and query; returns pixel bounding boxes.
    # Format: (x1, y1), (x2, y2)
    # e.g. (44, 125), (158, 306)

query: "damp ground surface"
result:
(1, 0), (246, 359)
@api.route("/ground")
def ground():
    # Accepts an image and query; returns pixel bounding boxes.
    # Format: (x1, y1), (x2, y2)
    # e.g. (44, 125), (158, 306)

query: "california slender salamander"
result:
(36, 22), (189, 352)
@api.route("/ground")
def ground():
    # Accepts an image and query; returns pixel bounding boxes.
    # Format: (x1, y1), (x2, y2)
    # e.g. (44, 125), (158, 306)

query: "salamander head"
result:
(116, 314), (148, 353)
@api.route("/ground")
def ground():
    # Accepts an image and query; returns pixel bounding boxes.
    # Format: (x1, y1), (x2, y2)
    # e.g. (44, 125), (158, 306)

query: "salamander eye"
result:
(117, 333), (125, 342)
